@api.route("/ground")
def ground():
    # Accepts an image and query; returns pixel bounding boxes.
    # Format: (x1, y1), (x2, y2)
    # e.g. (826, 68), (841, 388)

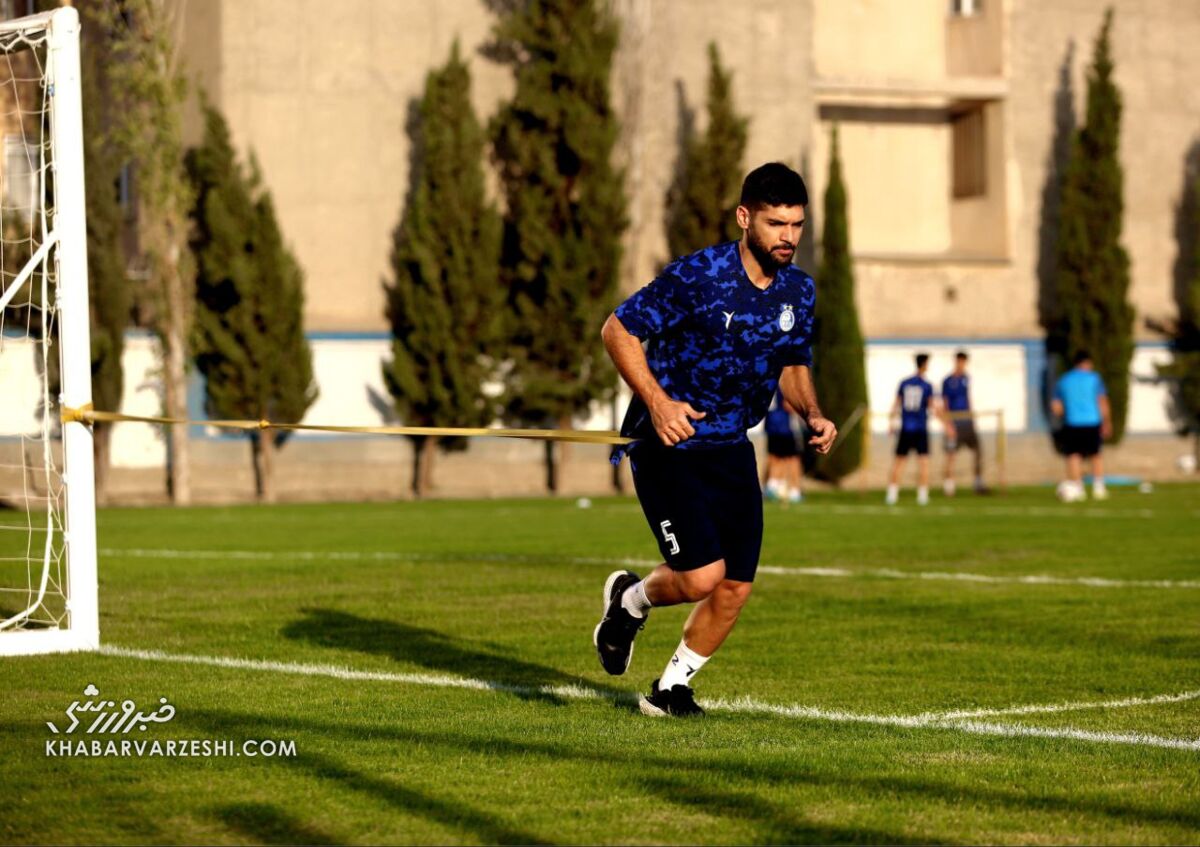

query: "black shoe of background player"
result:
(638, 678), (705, 718)
(593, 570), (646, 675)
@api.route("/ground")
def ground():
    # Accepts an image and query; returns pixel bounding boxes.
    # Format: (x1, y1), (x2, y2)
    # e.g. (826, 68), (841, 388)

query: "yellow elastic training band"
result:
(61, 407), (631, 446)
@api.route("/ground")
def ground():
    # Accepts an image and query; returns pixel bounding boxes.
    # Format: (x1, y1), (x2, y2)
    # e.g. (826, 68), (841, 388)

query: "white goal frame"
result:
(0, 7), (97, 656)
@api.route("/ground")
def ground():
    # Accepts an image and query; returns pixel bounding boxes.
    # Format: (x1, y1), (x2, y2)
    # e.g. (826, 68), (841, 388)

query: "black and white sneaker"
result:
(592, 570), (646, 675)
(638, 678), (705, 718)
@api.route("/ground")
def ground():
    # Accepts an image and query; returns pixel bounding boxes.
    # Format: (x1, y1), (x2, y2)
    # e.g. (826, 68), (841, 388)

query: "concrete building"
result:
(4, 0), (1199, 500)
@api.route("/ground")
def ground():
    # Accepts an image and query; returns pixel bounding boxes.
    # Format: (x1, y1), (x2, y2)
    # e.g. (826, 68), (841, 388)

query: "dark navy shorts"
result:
(767, 432), (799, 458)
(629, 440), (763, 583)
(895, 429), (930, 456)
(1061, 424), (1102, 457)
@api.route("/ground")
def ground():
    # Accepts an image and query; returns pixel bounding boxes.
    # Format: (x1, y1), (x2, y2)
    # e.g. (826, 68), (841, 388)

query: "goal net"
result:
(0, 7), (96, 656)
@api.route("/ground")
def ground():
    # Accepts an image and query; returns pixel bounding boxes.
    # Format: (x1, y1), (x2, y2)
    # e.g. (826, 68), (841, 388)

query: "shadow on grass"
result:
(281, 606), (636, 709)
(639, 774), (947, 845)
(211, 802), (345, 846)
(185, 706), (1200, 839)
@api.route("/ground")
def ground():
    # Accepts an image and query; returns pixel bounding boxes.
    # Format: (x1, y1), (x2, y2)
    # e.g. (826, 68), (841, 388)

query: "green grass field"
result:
(2, 484), (1199, 845)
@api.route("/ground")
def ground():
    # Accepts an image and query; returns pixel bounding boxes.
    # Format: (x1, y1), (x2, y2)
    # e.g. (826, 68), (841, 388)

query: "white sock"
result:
(885, 483), (899, 504)
(788, 487), (802, 503)
(621, 580), (652, 619)
(767, 478), (785, 496)
(659, 638), (709, 690)
(917, 486), (929, 505)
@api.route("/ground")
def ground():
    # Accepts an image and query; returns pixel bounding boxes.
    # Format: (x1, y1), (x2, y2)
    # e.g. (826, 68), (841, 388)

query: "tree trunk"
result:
(251, 433), (276, 503)
(412, 436), (437, 498)
(93, 424), (112, 507)
(162, 324), (191, 505)
(544, 439), (558, 493)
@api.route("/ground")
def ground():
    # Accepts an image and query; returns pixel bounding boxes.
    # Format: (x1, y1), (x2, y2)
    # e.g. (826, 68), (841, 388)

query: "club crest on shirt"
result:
(779, 304), (795, 332)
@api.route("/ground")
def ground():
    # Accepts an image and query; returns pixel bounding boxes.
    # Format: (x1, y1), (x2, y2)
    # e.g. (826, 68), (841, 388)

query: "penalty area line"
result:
(96, 645), (1200, 752)
(99, 548), (1200, 591)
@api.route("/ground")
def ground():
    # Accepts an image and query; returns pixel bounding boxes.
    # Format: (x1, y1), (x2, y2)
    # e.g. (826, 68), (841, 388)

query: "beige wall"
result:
(814, 0), (946, 83)
(173, 0), (1200, 341)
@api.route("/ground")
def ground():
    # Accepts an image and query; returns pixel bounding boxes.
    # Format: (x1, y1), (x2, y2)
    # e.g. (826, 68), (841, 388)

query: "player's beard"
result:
(746, 229), (795, 275)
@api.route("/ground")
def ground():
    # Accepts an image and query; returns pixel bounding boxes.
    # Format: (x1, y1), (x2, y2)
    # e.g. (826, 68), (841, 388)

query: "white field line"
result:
(794, 504), (1159, 520)
(95, 645), (1200, 752)
(920, 688), (1200, 721)
(758, 565), (1200, 590)
(100, 548), (1200, 591)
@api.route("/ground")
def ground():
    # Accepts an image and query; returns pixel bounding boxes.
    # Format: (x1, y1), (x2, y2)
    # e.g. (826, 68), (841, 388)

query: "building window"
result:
(949, 0), (982, 17)
(952, 107), (986, 198)
(4, 135), (39, 219)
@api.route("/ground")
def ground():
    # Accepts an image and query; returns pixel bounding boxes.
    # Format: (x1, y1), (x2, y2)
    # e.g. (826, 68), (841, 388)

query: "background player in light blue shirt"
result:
(1051, 350), (1112, 501)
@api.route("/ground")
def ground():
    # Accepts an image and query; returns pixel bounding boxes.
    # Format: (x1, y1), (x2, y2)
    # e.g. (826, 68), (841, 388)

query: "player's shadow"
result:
(209, 802), (345, 846)
(281, 607), (635, 709)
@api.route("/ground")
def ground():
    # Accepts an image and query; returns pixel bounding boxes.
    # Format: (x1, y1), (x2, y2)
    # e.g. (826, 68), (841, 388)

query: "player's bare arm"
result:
(779, 365), (836, 454)
(934, 395), (956, 446)
(601, 313), (705, 447)
(1099, 394), (1113, 439)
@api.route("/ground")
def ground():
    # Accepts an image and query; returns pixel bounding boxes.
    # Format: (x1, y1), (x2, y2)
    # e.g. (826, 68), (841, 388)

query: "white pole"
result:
(48, 7), (99, 651)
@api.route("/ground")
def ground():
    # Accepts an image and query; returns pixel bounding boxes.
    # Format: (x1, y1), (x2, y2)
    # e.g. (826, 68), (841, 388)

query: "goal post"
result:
(0, 7), (96, 656)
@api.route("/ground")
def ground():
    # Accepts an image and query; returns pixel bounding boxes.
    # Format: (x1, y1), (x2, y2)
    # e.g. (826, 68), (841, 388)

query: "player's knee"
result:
(713, 579), (753, 611)
(677, 561), (725, 601)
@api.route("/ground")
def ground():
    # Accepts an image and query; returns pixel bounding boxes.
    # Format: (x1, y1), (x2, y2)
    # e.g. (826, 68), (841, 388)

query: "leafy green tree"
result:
(664, 42), (748, 258)
(1049, 9), (1134, 442)
(809, 126), (867, 484)
(186, 103), (316, 502)
(97, 0), (196, 502)
(488, 0), (628, 492)
(382, 43), (504, 498)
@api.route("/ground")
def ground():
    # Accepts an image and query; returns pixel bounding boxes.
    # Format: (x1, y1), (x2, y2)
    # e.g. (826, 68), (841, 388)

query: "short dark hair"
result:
(955, 350), (969, 361)
(916, 353), (930, 369)
(740, 162), (808, 209)
(1073, 350), (1092, 366)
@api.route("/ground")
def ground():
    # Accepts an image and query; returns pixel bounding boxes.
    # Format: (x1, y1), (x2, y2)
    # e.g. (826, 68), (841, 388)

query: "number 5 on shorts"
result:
(659, 520), (680, 555)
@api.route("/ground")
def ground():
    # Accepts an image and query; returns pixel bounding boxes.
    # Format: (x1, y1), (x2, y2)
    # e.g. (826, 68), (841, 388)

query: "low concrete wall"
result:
(59, 430), (1197, 505)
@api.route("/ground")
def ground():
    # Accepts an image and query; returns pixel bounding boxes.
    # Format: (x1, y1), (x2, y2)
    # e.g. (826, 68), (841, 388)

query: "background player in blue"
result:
(1051, 350), (1112, 502)
(941, 350), (986, 496)
(764, 389), (804, 504)
(593, 163), (836, 718)
(885, 353), (951, 506)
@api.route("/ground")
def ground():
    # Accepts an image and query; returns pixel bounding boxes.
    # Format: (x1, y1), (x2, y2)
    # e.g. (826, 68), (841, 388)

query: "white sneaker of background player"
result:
(1058, 480), (1086, 502)
(885, 484), (899, 505)
(917, 486), (929, 506)
(1092, 482), (1109, 501)
(943, 478), (956, 497)
(788, 488), (803, 504)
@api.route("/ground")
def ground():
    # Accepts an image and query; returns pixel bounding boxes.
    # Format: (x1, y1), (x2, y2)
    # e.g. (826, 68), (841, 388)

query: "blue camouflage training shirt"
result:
(613, 241), (816, 456)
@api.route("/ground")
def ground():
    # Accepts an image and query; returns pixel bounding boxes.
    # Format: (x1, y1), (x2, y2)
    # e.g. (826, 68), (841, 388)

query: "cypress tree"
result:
(80, 19), (130, 503)
(489, 0), (628, 492)
(664, 42), (748, 258)
(185, 103), (317, 502)
(1158, 150), (1200, 468)
(810, 126), (867, 484)
(382, 43), (504, 498)
(1051, 9), (1134, 442)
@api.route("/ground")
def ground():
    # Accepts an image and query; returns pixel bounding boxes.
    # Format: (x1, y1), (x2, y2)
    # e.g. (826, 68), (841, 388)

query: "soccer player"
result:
(1051, 350), (1112, 502)
(941, 350), (986, 496)
(885, 353), (950, 506)
(763, 389), (804, 504)
(594, 163), (836, 717)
